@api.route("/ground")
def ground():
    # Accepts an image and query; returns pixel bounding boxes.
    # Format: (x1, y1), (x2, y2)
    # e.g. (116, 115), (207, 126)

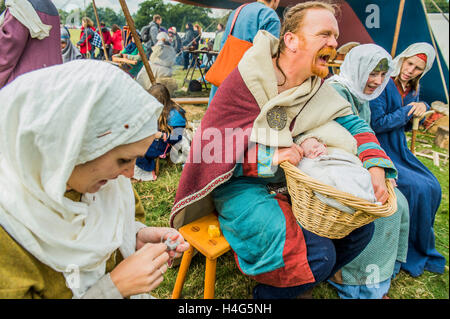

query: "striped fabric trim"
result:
(354, 132), (380, 147)
(363, 158), (397, 179)
(357, 141), (384, 154)
(257, 144), (276, 177)
(335, 114), (375, 135)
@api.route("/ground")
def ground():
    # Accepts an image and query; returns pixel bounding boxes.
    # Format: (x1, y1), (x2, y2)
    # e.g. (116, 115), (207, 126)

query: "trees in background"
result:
(134, 0), (215, 33)
(59, 3), (125, 28)
(56, 0), (217, 33)
(425, 0), (449, 13)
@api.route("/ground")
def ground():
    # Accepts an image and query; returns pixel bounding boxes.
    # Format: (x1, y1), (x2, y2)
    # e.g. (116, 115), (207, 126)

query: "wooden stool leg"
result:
(204, 257), (217, 299)
(155, 158), (160, 177)
(172, 245), (195, 299)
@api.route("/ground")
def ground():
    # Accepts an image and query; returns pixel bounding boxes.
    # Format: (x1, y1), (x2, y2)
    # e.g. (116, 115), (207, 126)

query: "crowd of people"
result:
(0, 0), (446, 300)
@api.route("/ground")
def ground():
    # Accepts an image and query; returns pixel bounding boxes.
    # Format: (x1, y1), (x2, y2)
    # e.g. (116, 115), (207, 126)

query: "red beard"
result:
(311, 46), (337, 78)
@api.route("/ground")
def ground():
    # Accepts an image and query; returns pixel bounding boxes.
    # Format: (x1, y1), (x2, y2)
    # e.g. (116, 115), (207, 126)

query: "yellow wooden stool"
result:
(171, 213), (230, 299)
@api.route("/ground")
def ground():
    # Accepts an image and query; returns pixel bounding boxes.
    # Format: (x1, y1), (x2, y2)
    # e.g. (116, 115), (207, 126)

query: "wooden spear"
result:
(391, 0), (406, 57)
(118, 0), (156, 85)
(91, 0), (109, 60)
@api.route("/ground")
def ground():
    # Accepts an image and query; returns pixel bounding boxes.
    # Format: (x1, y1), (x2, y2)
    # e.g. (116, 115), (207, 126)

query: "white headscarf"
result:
(391, 42), (436, 80)
(0, 0), (52, 39)
(327, 44), (394, 102)
(156, 31), (169, 44)
(0, 60), (163, 298)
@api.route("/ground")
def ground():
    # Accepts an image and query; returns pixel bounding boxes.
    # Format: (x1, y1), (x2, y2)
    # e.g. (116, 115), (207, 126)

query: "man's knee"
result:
(303, 230), (337, 282)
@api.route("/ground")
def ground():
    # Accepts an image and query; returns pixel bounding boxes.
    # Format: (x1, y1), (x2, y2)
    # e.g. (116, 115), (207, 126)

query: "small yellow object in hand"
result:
(208, 224), (221, 238)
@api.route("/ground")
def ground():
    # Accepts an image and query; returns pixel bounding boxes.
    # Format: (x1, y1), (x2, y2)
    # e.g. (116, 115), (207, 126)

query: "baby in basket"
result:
(294, 121), (380, 214)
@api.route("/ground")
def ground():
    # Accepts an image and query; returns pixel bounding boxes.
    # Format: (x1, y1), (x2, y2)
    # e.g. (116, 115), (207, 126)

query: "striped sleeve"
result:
(335, 114), (397, 179)
(241, 143), (277, 178)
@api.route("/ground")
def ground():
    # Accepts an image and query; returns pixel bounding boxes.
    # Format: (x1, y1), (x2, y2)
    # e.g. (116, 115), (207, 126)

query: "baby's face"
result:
(301, 138), (328, 159)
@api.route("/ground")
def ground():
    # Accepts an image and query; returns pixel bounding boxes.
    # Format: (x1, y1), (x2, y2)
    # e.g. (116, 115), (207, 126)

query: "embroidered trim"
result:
(170, 168), (236, 222)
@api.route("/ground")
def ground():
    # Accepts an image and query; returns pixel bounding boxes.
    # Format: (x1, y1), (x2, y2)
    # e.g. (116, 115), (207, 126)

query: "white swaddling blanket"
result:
(297, 148), (379, 214)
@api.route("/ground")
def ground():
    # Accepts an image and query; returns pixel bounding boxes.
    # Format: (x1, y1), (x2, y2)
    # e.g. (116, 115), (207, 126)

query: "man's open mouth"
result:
(318, 54), (331, 64)
(316, 48), (337, 65)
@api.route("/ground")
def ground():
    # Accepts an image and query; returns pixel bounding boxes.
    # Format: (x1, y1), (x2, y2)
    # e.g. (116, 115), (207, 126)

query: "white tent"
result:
(427, 13), (449, 67)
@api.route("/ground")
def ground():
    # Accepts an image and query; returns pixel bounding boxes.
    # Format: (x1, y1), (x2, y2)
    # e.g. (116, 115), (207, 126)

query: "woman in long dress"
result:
(326, 44), (410, 299)
(369, 43), (446, 278)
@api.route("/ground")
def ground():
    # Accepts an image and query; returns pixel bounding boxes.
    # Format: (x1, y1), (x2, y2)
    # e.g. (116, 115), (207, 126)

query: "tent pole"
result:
(118, 0), (156, 85)
(391, 0), (406, 57)
(91, 0), (109, 61)
(429, 0), (449, 22)
(421, 0), (449, 104)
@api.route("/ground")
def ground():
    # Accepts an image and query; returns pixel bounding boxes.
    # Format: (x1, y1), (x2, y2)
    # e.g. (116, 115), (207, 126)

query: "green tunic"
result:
(330, 82), (410, 285)
(0, 188), (146, 298)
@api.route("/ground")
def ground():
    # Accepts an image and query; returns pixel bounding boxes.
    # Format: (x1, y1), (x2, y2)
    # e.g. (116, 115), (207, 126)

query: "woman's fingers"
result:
(373, 182), (388, 204)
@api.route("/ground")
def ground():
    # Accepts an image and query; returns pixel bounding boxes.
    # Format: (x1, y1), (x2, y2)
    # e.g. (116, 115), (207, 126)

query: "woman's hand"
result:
(272, 144), (304, 166)
(110, 243), (169, 297)
(136, 227), (190, 259)
(154, 131), (163, 139)
(389, 178), (397, 188)
(368, 166), (389, 204)
(407, 102), (427, 118)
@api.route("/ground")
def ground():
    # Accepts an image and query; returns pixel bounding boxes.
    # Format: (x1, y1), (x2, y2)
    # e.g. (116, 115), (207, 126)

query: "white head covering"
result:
(0, 60), (163, 298)
(391, 42), (436, 80)
(156, 31), (169, 43)
(327, 44), (394, 102)
(0, 0), (52, 39)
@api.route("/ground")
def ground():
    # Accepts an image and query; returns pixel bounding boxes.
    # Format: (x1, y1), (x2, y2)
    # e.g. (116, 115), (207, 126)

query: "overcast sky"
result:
(52, 0), (229, 17)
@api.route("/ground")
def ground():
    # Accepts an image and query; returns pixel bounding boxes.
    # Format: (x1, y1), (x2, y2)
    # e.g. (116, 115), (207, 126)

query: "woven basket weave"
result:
(281, 161), (397, 239)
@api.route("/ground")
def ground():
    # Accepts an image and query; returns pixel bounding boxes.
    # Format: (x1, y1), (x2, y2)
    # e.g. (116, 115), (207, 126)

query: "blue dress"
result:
(208, 2), (281, 104)
(136, 108), (186, 172)
(370, 78), (446, 277)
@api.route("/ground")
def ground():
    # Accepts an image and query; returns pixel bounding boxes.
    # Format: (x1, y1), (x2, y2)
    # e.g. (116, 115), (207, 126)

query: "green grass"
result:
(133, 69), (449, 300)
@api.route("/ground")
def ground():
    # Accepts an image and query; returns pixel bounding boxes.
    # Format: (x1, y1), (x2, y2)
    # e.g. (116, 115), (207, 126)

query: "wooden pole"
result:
(91, 0), (109, 61)
(118, 0), (156, 85)
(391, 0), (406, 57)
(429, 0), (449, 22)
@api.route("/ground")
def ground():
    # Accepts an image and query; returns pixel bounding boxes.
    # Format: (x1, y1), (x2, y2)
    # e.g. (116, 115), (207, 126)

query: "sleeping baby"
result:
(295, 121), (380, 214)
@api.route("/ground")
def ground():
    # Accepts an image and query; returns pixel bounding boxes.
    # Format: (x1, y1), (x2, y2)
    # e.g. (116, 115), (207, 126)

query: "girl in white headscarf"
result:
(0, 60), (189, 299)
(327, 43), (394, 120)
(369, 43), (445, 280)
(326, 44), (411, 299)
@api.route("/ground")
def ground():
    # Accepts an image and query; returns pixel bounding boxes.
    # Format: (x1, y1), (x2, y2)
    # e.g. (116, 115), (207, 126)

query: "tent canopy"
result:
(176, 0), (449, 104)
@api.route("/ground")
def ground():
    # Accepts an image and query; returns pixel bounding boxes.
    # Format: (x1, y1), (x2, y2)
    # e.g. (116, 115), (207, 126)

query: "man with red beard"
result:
(171, 2), (396, 299)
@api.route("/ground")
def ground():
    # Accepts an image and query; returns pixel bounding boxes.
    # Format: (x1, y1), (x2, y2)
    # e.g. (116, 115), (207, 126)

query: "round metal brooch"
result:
(266, 106), (287, 131)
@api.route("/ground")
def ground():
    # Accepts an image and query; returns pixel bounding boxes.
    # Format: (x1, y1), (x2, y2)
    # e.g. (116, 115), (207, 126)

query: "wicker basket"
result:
(281, 161), (397, 239)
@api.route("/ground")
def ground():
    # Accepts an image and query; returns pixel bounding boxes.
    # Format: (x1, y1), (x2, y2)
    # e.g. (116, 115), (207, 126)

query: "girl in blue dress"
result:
(370, 43), (446, 277)
(134, 84), (186, 181)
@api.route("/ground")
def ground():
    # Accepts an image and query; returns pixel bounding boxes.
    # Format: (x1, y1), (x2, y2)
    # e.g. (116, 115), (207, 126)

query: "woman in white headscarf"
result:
(369, 43), (445, 280)
(0, 60), (189, 299)
(326, 44), (411, 299)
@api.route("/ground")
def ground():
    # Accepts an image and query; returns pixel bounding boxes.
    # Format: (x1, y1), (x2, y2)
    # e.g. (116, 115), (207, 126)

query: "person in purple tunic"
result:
(0, 0), (62, 89)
